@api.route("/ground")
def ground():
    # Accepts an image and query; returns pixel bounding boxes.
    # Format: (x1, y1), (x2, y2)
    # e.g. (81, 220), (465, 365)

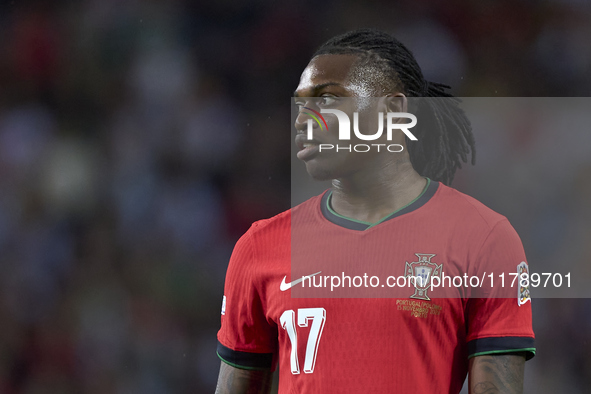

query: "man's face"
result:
(293, 54), (406, 180)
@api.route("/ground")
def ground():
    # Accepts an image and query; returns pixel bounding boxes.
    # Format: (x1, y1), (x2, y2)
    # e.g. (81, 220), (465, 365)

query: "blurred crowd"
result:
(0, 0), (589, 393)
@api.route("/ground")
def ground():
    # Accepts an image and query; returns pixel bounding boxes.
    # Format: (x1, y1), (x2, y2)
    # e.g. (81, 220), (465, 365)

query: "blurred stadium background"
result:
(0, 0), (590, 393)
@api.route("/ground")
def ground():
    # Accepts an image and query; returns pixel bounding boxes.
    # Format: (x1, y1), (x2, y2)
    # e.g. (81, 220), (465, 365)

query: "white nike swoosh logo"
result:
(280, 271), (322, 291)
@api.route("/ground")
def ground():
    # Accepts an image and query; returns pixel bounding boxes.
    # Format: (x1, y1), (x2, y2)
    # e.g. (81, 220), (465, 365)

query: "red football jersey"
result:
(217, 180), (535, 393)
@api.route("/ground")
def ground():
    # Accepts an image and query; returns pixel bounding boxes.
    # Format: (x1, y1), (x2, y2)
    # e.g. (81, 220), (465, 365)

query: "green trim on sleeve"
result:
(217, 351), (272, 371)
(468, 348), (536, 359)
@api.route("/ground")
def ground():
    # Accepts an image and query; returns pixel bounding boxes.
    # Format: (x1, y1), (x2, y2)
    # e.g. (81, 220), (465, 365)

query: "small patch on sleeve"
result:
(221, 295), (226, 315)
(517, 262), (531, 306)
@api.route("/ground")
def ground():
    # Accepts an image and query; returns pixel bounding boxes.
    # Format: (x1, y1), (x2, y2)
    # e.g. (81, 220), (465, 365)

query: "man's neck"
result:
(330, 159), (427, 224)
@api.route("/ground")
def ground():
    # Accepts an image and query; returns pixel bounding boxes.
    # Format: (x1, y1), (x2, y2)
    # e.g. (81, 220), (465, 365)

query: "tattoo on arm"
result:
(469, 353), (526, 394)
(215, 361), (273, 394)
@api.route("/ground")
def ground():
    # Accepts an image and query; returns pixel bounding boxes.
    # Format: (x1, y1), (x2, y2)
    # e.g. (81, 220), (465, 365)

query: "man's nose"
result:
(294, 100), (319, 132)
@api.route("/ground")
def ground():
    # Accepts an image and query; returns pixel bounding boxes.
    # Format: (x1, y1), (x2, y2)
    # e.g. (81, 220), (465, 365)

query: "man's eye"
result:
(318, 96), (337, 106)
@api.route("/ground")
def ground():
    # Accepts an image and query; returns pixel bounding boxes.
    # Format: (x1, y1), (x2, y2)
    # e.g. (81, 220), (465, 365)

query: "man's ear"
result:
(385, 93), (407, 113)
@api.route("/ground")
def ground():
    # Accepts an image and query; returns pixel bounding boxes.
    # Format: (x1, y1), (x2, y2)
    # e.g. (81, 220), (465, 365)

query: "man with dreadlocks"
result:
(215, 29), (534, 393)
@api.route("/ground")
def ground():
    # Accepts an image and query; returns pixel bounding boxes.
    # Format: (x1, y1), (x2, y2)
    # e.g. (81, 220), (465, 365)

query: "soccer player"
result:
(215, 29), (534, 393)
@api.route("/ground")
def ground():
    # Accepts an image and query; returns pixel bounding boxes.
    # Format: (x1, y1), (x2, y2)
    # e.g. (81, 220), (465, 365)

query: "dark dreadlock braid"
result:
(313, 29), (475, 185)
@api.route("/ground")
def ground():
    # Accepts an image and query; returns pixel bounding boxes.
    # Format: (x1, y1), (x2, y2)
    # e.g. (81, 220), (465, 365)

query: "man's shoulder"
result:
(246, 192), (324, 238)
(434, 183), (509, 230)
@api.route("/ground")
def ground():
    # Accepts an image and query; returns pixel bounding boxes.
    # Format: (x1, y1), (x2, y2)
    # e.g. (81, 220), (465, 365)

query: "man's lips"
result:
(295, 133), (322, 150)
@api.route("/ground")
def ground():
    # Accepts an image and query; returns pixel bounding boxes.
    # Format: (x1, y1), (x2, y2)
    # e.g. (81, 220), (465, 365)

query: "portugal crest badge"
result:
(405, 253), (442, 301)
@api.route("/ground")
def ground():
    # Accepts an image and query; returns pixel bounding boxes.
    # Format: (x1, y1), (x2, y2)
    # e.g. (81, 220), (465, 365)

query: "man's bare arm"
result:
(214, 361), (273, 394)
(468, 353), (525, 394)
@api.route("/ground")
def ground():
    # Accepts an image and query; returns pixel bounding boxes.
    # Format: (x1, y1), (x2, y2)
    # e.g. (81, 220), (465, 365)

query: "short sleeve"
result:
(217, 229), (278, 370)
(465, 219), (536, 360)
